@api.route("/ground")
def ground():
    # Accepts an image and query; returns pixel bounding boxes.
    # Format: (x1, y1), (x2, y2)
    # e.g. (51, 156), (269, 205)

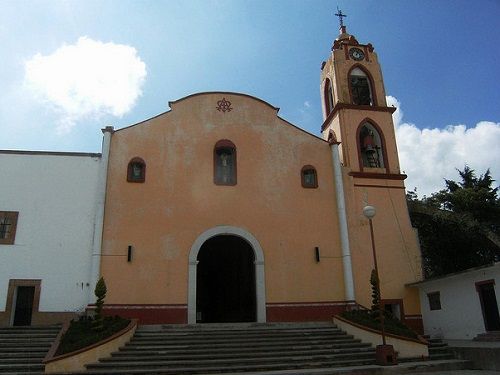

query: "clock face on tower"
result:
(349, 47), (365, 61)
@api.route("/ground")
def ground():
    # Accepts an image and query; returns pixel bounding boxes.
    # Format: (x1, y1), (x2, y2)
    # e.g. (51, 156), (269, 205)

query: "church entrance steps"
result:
(0, 325), (60, 375)
(81, 321), (379, 374)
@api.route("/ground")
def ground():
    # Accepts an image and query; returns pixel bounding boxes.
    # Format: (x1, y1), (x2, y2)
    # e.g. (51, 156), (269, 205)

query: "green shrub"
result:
(92, 277), (107, 332)
(56, 315), (130, 356)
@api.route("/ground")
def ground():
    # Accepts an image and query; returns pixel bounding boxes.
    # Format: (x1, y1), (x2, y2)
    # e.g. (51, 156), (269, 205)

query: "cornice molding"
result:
(349, 171), (407, 180)
(321, 103), (397, 132)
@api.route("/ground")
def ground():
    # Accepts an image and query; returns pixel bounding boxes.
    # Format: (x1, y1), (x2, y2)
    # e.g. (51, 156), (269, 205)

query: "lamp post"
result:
(363, 205), (396, 365)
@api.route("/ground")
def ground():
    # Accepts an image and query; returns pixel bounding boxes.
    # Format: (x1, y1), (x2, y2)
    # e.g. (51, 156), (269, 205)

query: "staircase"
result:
(0, 325), (60, 375)
(474, 331), (500, 341)
(85, 322), (376, 374)
(424, 336), (455, 360)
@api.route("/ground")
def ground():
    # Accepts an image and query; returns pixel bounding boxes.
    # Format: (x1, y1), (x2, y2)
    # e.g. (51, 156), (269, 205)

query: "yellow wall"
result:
(101, 93), (346, 306)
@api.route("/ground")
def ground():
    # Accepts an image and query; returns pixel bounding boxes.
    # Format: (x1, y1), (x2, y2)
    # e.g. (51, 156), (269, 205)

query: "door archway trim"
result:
(188, 226), (266, 324)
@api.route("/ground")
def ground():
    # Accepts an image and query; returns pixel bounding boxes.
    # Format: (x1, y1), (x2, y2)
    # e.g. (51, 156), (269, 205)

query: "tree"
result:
(408, 166), (500, 278)
(92, 277), (107, 332)
(370, 269), (381, 320)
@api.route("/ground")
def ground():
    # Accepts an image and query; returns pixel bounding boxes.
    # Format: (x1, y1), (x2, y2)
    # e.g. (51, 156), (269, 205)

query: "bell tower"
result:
(320, 13), (402, 178)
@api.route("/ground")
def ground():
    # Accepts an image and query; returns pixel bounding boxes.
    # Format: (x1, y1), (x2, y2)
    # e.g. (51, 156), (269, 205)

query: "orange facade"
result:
(99, 26), (423, 329)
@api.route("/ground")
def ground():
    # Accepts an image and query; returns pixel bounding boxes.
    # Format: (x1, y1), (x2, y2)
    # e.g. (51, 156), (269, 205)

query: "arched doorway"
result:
(196, 235), (256, 323)
(188, 226), (266, 324)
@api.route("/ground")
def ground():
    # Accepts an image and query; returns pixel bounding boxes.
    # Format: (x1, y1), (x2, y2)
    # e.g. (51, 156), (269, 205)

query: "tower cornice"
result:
(321, 103), (397, 132)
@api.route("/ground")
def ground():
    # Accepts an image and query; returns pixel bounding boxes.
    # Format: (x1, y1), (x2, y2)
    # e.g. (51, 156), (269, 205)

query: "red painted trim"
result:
(347, 64), (378, 106)
(266, 301), (357, 322)
(354, 184), (405, 189)
(355, 119), (389, 172)
(320, 103), (396, 132)
(349, 172), (407, 180)
(102, 306), (187, 324)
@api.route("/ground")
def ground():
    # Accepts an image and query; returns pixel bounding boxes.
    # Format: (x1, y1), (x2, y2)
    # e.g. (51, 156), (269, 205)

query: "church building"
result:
(0, 23), (424, 332)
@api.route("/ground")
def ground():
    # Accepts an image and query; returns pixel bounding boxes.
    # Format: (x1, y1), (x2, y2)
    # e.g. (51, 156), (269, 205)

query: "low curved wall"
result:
(43, 319), (137, 373)
(333, 315), (428, 359)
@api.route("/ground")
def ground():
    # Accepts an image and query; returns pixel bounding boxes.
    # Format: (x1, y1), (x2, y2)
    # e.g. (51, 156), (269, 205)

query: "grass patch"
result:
(56, 316), (130, 356)
(340, 309), (418, 339)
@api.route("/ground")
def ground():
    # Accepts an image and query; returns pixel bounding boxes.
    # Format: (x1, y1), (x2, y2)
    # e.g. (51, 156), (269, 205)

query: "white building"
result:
(411, 263), (500, 340)
(0, 150), (102, 326)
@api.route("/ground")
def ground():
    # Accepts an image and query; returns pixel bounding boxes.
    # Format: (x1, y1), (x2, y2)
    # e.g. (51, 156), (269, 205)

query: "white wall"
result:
(0, 151), (101, 313)
(418, 263), (500, 340)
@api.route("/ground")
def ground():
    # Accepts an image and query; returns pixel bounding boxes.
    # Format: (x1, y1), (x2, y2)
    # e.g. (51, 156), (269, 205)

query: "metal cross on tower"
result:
(335, 7), (347, 28)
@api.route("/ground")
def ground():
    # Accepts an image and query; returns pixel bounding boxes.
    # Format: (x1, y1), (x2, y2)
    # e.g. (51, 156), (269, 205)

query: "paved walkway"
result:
(410, 372), (500, 374)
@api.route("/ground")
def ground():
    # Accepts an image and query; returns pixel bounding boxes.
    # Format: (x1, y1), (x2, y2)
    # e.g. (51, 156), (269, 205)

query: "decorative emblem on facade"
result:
(216, 98), (233, 113)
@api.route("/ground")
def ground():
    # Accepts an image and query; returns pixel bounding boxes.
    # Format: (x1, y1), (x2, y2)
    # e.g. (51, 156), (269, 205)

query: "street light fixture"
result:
(363, 205), (397, 365)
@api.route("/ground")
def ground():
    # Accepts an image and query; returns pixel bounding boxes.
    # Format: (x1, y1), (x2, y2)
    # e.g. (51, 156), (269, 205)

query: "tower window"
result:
(324, 78), (334, 116)
(0, 211), (19, 245)
(359, 123), (385, 168)
(214, 140), (236, 185)
(350, 67), (373, 106)
(301, 165), (318, 188)
(127, 157), (146, 182)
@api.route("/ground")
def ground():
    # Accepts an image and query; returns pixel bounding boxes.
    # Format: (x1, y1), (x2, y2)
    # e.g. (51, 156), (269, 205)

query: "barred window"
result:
(0, 211), (19, 245)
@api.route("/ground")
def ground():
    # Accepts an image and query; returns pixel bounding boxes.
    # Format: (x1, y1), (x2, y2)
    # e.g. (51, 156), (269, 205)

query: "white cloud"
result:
(387, 95), (500, 197)
(24, 36), (146, 133)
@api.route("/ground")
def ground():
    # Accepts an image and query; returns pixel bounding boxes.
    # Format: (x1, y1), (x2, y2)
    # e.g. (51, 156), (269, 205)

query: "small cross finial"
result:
(335, 6), (347, 29)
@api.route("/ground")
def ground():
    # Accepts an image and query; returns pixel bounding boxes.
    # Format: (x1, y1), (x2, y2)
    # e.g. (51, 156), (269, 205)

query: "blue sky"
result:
(1, 0), (499, 196)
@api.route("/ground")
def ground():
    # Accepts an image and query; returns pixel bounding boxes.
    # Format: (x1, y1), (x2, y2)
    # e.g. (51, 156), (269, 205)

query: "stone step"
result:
(112, 345), (373, 359)
(94, 352), (375, 369)
(155, 321), (336, 330)
(0, 352), (47, 359)
(0, 346), (51, 353)
(0, 325), (60, 375)
(123, 338), (363, 352)
(0, 357), (41, 364)
(0, 332), (58, 340)
(0, 336), (56, 343)
(104, 348), (376, 363)
(86, 357), (376, 373)
(133, 327), (344, 338)
(129, 334), (354, 345)
(117, 342), (371, 357)
(0, 363), (45, 372)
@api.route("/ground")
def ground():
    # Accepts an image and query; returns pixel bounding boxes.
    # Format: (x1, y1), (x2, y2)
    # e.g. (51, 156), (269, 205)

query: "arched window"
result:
(214, 140), (236, 185)
(358, 123), (385, 168)
(324, 78), (334, 116)
(301, 165), (318, 188)
(127, 157), (146, 182)
(350, 67), (373, 106)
